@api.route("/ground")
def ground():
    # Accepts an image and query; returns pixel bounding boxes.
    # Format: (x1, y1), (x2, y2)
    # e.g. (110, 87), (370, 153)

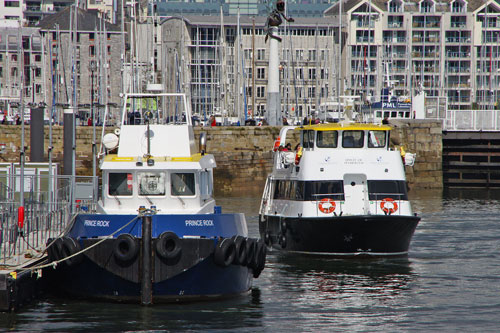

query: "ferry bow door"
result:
(343, 174), (368, 215)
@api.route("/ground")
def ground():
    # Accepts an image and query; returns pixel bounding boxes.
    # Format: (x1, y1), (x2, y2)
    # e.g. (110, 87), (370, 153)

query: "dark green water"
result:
(1, 189), (500, 332)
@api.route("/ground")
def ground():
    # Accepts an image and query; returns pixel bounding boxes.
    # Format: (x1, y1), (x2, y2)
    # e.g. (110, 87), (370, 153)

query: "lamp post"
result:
(89, 62), (97, 194)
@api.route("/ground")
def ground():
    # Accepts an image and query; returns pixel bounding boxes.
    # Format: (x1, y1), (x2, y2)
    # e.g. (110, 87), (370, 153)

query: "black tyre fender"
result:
(47, 238), (62, 262)
(280, 234), (287, 249)
(155, 231), (182, 260)
(114, 233), (138, 262)
(280, 219), (287, 234)
(245, 238), (257, 267)
(213, 238), (236, 267)
(231, 235), (247, 265)
(61, 237), (82, 266)
(253, 240), (267, 278)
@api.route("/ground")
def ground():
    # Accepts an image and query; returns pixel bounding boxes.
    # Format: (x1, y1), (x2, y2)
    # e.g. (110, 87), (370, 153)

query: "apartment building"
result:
(325, 0), (500, 116)
(159, 15), (339, 121)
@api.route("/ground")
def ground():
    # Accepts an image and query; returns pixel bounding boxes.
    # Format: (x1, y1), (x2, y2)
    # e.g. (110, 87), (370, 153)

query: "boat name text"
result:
(185, 219), (214, 227)
(344, 158), (364, 165)
(84, 219), (110, 227)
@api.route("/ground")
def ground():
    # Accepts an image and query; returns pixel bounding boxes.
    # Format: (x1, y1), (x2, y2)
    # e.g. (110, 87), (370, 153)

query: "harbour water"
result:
(1, 188), (500, 331)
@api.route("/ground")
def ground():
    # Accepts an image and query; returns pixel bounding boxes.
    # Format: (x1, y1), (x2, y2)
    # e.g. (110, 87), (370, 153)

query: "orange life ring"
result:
(273, 136), (281, 152)
(318, 198), (336, 214)
(380, 198), (398, 214)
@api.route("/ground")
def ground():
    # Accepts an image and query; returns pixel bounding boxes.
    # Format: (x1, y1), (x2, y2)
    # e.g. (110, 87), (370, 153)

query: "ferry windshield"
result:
(342, 130), (364, 148)
(273, 180), (345, 201)
(171, 173), (196, 196)
(316, 131), (338, 148)
(108, 173), (133, 196)
(368, 130), (387, 148)
(138, 172), (166, 196)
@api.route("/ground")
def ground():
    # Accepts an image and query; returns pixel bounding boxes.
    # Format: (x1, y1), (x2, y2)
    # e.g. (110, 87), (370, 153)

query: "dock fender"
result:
(213, 238), (236, 267)
(264, 232), (272, 247)
(245, 238), (257, 266)
(231, 235), (247, 265)
(114, 233), (139, 262)
(279, 234), (287, 249)
(252, 240), (267, 278)
(47, 238), (64, 262)
(155, 231), (182, 261)
(61, 237), (83, 266)
(280, 219), (287, 235)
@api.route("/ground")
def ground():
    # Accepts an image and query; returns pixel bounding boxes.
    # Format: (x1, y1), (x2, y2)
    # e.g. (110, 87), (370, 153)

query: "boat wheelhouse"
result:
(259, 122), (420, 256)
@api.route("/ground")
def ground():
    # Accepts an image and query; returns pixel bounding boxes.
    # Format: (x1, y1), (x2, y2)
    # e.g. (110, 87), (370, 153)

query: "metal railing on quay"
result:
(0, 174), (98, 264)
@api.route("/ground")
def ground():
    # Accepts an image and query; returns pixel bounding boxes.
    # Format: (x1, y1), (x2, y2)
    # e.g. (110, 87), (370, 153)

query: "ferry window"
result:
(367, 180), (408, 200)
(171, 173), (195, 196)
(302, 130), (315, 148)
(342, 130), (364, 148)
(368, 130), (387, 148)
(138, 172), (165, 196)
(108, 173), (133, 196)
(317, 131), (338, 148)
(300, 181), (344, 200)
(273, 180), (296, 200)
(200, 171), (213, 196)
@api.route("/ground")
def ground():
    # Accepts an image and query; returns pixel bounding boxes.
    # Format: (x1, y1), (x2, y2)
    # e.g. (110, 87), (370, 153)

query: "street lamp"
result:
(89, 62), (98, 193)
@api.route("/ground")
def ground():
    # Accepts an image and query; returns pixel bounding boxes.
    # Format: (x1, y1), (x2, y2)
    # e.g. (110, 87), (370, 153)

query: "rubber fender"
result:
(253, 240), (267, 278)
(155, 231), (182, 261)
(231, 235), (247, 265)
(213, 237), (236, 267)
(114, 233), (139, 262)
(280, 234), (287, 249)
(245, 238), (257, 267)
(61, 237), (82, 266)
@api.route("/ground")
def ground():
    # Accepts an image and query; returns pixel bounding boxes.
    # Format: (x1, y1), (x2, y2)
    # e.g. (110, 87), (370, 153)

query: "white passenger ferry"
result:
(259, 122), (420, 256)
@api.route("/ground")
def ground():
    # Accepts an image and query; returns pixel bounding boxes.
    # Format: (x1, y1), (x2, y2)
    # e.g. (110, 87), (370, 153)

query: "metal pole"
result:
(141, 214), (152, 305)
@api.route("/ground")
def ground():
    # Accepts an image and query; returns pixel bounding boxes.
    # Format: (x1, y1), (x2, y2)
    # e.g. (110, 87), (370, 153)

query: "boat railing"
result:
(0, 174), (98, 264)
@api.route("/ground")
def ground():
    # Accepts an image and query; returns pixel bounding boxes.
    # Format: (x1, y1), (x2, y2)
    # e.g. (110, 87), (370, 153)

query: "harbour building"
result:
(157, 15), (339, 122)
(325, 0), (500, 129)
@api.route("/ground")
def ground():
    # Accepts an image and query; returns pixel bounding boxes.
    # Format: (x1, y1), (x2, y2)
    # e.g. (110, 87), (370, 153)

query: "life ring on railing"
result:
(380, 198), (398, 215)
(318, 198), (336, 214)
(295, 146), (303, 165)
(273, 136), (281, 152)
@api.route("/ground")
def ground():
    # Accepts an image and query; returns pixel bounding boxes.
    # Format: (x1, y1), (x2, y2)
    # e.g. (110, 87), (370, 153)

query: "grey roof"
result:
(37, 7), (121, 32)
(324, 0), (496, 16)
(161, 14), (339, 28)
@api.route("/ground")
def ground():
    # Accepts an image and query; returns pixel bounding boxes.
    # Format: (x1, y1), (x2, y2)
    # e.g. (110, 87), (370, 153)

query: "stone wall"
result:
(0, 121), (443, 194)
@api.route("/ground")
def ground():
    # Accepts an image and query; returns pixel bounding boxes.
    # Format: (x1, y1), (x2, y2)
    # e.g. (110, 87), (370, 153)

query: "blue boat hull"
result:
(45, 213), (265, 302)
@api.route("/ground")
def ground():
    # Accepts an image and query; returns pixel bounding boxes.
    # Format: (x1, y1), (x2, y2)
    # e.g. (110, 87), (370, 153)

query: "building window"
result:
(257, 86), (265, 98)
(308, 87), (316, 98)
(308, 49), (316, 61)
(257, 49), (265, 60)
(295, 49), (304, 61)
(5, 1), (20, 7)
(309, 68), (316, 80)
(89, 32), (95, 41)
(89, 45), (95, 57)
(257, 67), (265, 79)
(295, 68), (303, 80)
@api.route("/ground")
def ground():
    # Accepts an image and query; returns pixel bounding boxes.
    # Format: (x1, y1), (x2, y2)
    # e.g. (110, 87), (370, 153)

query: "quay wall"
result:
(0, 120), (442, 194)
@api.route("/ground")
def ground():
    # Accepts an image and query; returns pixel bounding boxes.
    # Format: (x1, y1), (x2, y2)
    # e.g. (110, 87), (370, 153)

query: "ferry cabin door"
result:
(343, 174), (368, 215)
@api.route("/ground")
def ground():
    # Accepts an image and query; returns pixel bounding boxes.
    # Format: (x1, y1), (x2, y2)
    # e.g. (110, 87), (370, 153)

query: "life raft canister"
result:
(295, 146), (303, 165)
(318, 198), (336, 214)
(273, 136), (281, 152)
(380, 197), (398, 214)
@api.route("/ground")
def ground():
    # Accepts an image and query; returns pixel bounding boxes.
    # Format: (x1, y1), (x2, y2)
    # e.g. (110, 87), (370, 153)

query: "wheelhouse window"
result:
(171, 173), (195, 196)
(138, 172), (165, 196)
(108, 173), (133, 196)
(342, 130), (364, 148)
(302, 130), (315, 148)
(368, 130), (387, 148)
(367, 180), (408, 200)
(316, 131), (338, 148)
